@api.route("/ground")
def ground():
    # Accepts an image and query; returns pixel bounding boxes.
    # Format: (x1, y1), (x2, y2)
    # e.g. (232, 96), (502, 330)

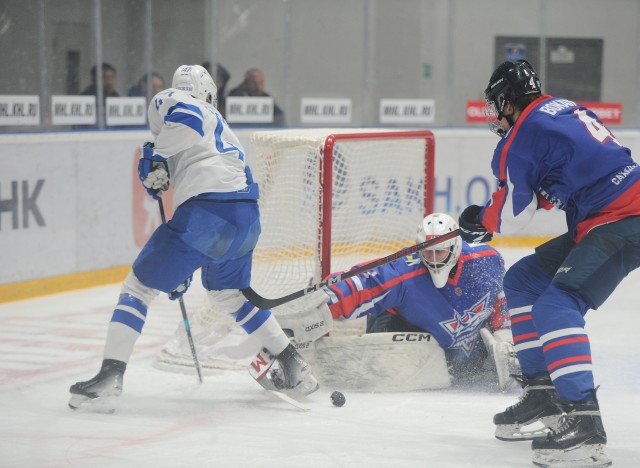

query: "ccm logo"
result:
(305, 321), (324, 332)
(391, 333), (432, 342)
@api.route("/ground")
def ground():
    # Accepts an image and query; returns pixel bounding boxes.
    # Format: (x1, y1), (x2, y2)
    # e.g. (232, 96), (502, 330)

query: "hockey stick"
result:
(157, 197), (203, 384)
(242, 228), (461, 309)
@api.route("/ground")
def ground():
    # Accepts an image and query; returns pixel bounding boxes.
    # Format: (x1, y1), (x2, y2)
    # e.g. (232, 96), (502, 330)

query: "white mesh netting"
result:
(249, 128), (432, 296)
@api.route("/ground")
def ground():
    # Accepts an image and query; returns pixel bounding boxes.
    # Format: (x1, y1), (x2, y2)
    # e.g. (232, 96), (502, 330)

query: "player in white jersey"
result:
(68, 65), (317, 412)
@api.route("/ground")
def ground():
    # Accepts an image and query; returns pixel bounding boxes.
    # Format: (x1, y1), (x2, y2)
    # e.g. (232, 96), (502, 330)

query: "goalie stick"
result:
(158, 197), (203, 384)
(242, 229), (461, 309)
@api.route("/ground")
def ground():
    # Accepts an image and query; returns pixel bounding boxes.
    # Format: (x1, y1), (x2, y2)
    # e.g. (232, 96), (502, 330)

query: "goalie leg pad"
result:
(480, 328), (521, 390)
(297, 332), (451, 392)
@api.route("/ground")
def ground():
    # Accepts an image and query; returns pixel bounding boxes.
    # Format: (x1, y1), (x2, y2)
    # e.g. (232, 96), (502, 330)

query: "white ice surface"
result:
(1, 248), (639, 468)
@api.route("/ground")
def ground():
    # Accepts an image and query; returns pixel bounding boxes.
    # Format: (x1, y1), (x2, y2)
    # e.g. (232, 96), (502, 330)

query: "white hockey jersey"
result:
(147, 88), (250, 207)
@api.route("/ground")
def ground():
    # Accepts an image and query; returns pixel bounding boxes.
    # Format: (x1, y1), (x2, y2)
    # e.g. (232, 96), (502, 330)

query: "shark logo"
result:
(439, 292), (492, 356)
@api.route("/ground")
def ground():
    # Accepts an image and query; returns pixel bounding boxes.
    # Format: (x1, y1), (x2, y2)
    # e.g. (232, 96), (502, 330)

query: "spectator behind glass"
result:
(227, 68), (285, 127)
(128, 72), (165, 99)
(79, 62), (119, 128)
(202, 61), (230, 118)
(81, 62), (119, 98)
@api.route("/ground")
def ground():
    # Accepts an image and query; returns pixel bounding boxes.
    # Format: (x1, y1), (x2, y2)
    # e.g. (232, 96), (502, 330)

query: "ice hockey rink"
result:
(1, 247), (639, 468)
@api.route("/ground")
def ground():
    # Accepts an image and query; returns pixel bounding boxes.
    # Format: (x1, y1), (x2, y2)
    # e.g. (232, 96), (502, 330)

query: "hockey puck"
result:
(330, 391), (346, 407)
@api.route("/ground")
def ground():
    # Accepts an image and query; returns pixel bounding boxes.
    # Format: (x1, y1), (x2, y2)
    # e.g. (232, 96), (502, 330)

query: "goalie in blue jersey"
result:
(274, 213), (518, 392)
(68, 65), (317, 412)
(458, 59), (640, 467)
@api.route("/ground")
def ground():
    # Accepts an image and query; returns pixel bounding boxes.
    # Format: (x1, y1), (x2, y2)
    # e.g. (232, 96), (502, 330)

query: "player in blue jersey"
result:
(325, 213), (514, 387)
(458, 60), (640, 467)
(68, 65), (317, 412)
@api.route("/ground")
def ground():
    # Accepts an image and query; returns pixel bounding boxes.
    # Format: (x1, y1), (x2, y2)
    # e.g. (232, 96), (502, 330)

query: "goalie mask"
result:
(172, 64), (217, 106)
(484, 59), (540, 137)
(416, 213), (462, 288)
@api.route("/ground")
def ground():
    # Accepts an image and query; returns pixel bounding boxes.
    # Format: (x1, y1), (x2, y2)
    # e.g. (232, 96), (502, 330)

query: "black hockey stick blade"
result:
(242, 228), (461, 309)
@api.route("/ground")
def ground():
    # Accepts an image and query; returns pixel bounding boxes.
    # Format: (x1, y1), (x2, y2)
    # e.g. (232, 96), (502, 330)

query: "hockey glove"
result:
(169, 275), (192, 301)
(459, 205), (493, 243)
(138, 142), (169, 200)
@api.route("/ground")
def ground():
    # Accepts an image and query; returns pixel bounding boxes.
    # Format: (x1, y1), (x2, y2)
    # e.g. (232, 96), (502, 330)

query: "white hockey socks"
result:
(103, 272), (159, 363)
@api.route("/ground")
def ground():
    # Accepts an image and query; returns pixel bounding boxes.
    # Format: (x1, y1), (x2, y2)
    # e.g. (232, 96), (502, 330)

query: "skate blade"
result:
(68, 394), (117, 414)
(495, 416), (560, 441)
(255, 375), (310, 411)
(254, 371), (318, 411)
(266, 390), (311, 412)
(533, 444), (612, 468)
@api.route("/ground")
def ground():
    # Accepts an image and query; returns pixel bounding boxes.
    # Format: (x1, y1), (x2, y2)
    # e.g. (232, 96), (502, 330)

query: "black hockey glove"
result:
(458, 205), (493, 244)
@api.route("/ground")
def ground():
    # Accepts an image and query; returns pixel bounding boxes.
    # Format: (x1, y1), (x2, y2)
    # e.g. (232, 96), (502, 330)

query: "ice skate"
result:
(269, 343), (319, 395)
(251, 344), (319, 397)
(494, 374), (563, 441)
(532, 393), (611, 468)
(68, 359), (126, 413)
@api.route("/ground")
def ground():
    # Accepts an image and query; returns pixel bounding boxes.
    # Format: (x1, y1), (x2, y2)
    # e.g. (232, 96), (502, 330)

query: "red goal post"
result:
(248, 128), (435, 299)
(320, 130), (435, 279)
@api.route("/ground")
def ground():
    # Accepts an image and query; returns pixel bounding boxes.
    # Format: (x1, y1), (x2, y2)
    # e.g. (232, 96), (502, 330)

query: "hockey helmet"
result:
(171, 64), (217, 106)
(416, 213), (462, 288)
(484, 60), (541, 136)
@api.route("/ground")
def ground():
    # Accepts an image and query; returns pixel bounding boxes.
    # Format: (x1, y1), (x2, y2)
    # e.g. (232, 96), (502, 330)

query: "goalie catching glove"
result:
(138, 142), (170, 200)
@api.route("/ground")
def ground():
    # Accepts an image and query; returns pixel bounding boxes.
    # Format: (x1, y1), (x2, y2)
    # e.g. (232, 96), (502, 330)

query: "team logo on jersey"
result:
(439, 292), (492, 357)
(405, 254), (422, 266)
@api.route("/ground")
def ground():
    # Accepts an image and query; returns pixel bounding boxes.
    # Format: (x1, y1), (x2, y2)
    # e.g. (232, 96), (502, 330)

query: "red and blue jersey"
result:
(327, 242), (507, 361)
(480, 95), (640, 242)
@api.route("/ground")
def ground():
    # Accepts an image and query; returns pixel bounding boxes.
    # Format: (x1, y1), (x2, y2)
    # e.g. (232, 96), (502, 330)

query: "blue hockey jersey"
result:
(480, 95), (640, 242)
(326, 242), (507, 361)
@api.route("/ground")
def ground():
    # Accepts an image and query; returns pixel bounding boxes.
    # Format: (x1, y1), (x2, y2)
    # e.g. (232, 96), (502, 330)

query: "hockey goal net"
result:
(248, 128), (435, 298)
(155, 128), (435, 371)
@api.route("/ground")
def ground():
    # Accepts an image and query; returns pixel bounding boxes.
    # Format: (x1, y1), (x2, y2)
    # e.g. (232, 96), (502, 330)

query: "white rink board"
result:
(1, 129), (640, 285)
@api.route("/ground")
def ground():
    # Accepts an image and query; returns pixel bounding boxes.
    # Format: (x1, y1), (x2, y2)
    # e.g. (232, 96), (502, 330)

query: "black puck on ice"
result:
(330, 391), (346, 407)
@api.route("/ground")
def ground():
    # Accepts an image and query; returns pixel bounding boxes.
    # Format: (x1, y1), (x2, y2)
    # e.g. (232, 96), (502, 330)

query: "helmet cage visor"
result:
(484, 96), (506, 137)
(419, 246), (454, 274)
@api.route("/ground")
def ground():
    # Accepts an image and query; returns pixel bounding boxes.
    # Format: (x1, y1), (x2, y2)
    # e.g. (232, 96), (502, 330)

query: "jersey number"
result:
(574, 109), (621, 146)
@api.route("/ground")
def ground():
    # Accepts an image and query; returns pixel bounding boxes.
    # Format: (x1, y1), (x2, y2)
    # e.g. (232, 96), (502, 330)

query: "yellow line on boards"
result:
(0, 266), (131, 304)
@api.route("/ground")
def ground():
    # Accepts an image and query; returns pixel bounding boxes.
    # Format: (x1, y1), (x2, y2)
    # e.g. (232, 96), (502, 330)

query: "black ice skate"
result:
(250, 344), (319, 398)
(532, 392), (611, 468)
(494, 374), (563, 441)
(269, 343), (319, 395)
(68, 359), (126, 413)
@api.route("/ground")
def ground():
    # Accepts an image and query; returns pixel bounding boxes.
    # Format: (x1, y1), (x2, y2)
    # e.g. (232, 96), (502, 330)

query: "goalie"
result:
(278, 212), (520, 391)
